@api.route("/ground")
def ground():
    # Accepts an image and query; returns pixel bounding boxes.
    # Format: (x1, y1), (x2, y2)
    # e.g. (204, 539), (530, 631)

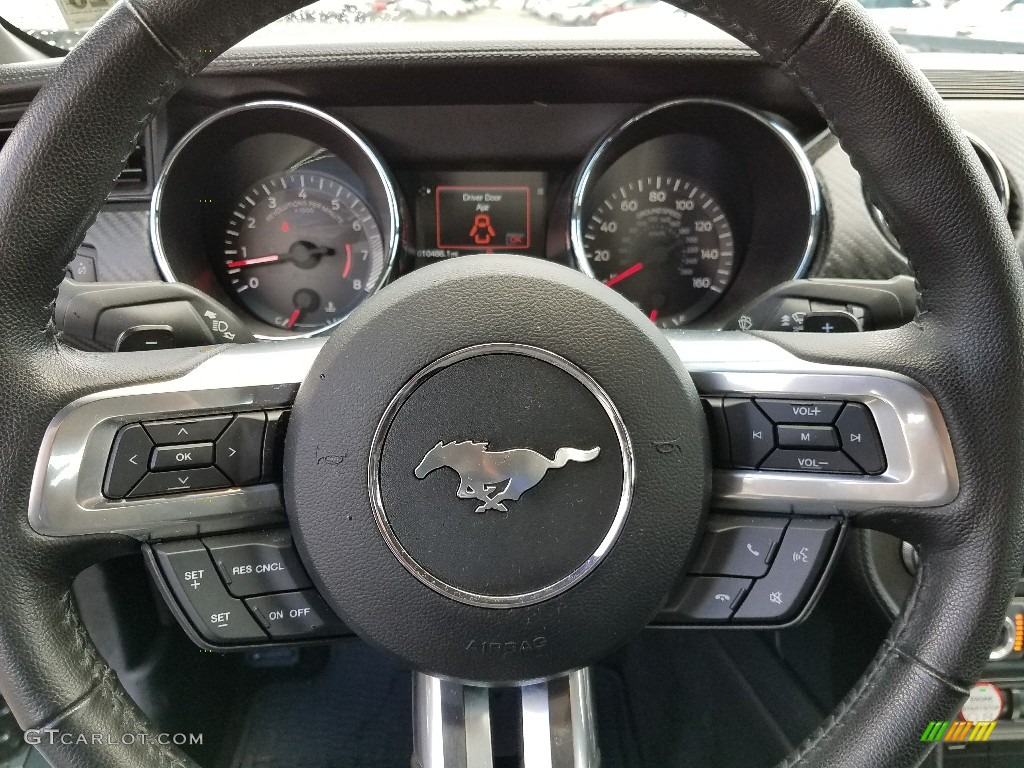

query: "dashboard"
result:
(0, 44), (1019, 340)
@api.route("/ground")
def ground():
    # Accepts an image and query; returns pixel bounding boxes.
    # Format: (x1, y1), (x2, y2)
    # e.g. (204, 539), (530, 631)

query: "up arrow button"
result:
(143, 415), (233, 445)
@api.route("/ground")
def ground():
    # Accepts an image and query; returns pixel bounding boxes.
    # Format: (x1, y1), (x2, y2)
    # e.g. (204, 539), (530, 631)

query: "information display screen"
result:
(415, 171), (548, 261)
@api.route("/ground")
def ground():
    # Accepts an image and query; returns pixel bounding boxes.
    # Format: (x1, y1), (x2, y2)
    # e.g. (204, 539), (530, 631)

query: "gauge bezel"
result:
(569, 98), (823, 328)
(151, 100), (401, 340)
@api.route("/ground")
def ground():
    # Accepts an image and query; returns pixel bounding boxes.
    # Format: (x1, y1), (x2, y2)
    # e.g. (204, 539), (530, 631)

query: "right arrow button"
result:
(836, 402), (887, 475)
(215, 412), (267, 486)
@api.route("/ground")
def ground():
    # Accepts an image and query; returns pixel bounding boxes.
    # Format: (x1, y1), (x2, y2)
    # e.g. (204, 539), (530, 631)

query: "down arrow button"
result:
(215, 413), (267, 486)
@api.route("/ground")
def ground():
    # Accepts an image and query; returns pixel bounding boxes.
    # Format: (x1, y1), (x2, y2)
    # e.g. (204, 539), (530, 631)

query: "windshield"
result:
(1, 0), (1023, 53)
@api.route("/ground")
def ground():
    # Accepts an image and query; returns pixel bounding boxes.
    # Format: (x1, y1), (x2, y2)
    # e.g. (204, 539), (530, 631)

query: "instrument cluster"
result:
(152, 99), (822, 338)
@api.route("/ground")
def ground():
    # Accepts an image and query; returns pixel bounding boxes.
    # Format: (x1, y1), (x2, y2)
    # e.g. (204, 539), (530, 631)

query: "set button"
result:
(153, 540), (265, 644)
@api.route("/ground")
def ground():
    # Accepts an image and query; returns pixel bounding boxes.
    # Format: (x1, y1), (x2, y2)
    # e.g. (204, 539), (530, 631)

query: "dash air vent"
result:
(110, 139), (149, 196)
(0, 118), (150, 199)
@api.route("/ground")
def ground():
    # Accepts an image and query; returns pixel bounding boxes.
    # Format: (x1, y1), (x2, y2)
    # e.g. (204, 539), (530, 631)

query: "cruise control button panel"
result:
(147, 528), (346, 649)
(152, 540), (266, 644)
(702, 397), (887, 476)
(658, 514), (841, 627)
(102, 409), (284, 499)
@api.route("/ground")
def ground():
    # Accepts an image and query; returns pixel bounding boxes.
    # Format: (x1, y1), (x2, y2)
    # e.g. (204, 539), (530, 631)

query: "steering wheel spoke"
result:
(667, 329), (958, 517)
(413, 669), (597, 768)
(30, 341), (321, 540)
(652, 329), (958, 629)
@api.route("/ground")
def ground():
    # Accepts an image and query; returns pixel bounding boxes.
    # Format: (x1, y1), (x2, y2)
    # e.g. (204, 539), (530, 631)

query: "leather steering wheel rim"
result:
(0, 1), (1022, 766)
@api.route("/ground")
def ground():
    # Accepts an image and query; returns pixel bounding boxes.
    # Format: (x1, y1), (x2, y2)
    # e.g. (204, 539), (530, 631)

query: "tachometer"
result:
(216, 170), (386, 332)
(578, 175), (735, 327)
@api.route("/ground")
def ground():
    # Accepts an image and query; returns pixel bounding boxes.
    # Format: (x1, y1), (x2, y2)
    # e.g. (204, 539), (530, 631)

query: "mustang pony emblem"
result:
(414, 441), (601, 513)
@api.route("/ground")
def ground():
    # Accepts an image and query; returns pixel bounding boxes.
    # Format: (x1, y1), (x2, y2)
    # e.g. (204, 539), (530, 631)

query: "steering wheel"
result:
(2, 0), (1023, 766)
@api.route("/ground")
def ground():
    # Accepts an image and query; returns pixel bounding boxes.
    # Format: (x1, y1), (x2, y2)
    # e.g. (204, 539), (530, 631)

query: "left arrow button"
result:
(103, 424), (153, 499)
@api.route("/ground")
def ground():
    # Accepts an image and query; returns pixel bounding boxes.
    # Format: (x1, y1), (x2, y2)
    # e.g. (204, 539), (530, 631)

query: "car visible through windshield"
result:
(1, 0), (1023, 52)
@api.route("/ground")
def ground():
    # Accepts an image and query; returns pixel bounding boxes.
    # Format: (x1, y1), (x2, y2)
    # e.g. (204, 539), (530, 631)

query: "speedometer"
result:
(578, 175), (736, 327)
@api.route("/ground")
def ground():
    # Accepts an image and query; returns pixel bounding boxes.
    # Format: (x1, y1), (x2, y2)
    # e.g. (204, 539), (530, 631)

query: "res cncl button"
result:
(204, 529), (312, 598)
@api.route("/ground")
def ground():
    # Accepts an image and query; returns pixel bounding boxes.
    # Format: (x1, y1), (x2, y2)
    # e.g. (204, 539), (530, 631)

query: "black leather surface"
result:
(287, 256), (709, 683)
(704, 1), (1024, 765)
(0, 1), (304, 766)
(0, 1), (1019, 767)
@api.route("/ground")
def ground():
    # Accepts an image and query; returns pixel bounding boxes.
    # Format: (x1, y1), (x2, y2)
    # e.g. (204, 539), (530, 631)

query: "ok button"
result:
(150, 442), (215, 471)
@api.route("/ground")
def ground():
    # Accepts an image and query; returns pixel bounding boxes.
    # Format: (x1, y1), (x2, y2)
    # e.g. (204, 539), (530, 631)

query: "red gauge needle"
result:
(342, 243), (352, 279)
(286, 308), (302, 329)
(649, 309), (659, 322)
(226, 254), (280, 269)
(603, 262), (643, 288)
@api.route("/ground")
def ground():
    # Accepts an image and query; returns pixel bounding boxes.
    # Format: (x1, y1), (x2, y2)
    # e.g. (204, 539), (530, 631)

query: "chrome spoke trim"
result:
(521, 669), (599, 768)
(28, 340), (323, 539)
(413, 673), (494, 768)
(29, 331), (957, 538)
(667, 331), (958, 514)
(412, 670), (598, 768)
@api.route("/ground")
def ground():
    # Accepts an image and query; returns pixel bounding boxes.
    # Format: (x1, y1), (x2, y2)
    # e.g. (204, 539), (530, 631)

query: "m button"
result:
(776, 425), (839, 450)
